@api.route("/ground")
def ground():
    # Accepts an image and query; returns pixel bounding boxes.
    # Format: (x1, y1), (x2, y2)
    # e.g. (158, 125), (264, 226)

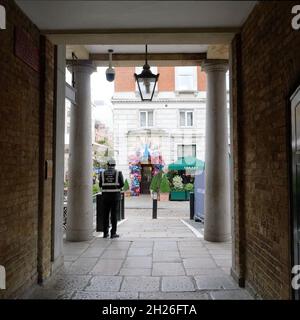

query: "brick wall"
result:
(0, 0), (55, 298)
(115, 66), (206, 92)
(157, 66), (175, 91)
(114, 67), (135, 92)
(197, 66), (206, 92)
(232, 1), (300, 299)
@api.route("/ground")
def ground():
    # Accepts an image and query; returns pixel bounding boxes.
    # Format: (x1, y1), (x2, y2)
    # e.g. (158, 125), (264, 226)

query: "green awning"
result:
(168, 156), (205, 171)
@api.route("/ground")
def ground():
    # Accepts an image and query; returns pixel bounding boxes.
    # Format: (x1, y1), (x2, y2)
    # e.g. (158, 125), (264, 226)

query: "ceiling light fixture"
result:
(134, 45), (159, 101)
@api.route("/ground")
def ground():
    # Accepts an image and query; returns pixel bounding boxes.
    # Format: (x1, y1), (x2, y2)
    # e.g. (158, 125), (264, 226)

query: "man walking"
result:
(99, 158), (124, 238)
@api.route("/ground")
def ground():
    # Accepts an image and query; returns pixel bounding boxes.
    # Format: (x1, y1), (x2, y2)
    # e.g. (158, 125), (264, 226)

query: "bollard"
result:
(190, 192), (195, 220)
(121, 192), (125, 220)
(96, 193), (103, 231)
(152, 192), (158, 219)
(117, 199), (121, 222)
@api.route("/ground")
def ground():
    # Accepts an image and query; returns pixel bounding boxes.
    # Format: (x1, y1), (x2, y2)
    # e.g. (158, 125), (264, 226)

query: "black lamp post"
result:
(134, 45), (159, 101)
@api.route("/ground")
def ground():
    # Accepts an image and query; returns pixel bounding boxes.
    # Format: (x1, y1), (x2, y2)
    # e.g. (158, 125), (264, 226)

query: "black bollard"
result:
(96, 193), (103, 231)
(152, 192), (158, 219)
(121, 192), (125, 220)
(190, 192), (194, 220)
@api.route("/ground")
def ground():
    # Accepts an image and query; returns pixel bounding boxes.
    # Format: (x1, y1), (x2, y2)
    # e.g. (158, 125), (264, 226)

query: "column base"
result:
(204, 232), (231, 242)
(66, 229), (94, 242)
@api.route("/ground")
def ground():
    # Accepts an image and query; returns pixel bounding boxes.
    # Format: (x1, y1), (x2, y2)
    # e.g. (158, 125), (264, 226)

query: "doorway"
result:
(140, 164), (152, 194)
(291, 85), (300, 300)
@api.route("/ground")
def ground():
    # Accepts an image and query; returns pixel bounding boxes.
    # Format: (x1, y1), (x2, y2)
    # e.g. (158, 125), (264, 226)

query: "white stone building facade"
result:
(112, 91), (207, 181)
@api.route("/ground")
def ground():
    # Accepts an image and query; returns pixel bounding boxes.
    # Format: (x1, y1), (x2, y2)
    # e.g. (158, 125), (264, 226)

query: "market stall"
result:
(167, 156), (204, 201)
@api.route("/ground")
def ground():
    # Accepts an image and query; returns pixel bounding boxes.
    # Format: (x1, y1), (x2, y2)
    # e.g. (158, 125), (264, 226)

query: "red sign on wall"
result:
(14, 27), (40, 72)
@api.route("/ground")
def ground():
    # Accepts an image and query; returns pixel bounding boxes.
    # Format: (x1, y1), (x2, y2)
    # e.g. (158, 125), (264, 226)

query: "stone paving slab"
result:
(130, 242), (154, 248)
(161, 276), (196, 292)
(153, 251), (181, 262)
(64, 255), (80, 262)
(123, 257), (152, 268)
(194, 276), (239, 290)
(72, 291), (139, 300)
(127, 247), (153, 257)
(62, 258), (98, 275)
(91, 259), (124, 275)
(183, 258), (217, 269)
(185, 268), (226, 276)
(119, 268), (152, 276)
(179, 250), (210, 259)
(81, 247), (106, 258)
(46, 275), (92, 291)
(107, 242), (132, 250)
(209, 289), (253, 300)
(89, 239), (112, 248)
(121, 276), (160, 292)
(214, 258), (232, 267)
(152, 262), (185, 276)
(139, 292), (210, 300)
(26, 288), (74, 300)
(101, 249), (128, 259)
(84, 276), (122, 292)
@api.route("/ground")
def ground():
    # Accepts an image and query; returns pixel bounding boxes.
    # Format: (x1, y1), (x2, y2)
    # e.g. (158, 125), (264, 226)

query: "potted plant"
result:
(123, 179), (131, 197)
(170, 175), (186, 201)
(159, 174), (170, 201)
(184, 183), (194, 200)
(92, 183), (100, 195)
(150, 171), (162, 200)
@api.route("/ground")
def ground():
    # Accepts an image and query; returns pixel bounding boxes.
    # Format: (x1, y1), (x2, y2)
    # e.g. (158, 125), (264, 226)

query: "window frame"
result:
(139, 110), (154, 128)
(177, 144), (197, 159)
(175, 66), (197, 92)
(179, 110), (194, 127)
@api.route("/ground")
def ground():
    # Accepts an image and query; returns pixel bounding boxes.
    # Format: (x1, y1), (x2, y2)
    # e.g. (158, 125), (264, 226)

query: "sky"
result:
(91, 67), (114, 129)
(66, 67), (115, 129)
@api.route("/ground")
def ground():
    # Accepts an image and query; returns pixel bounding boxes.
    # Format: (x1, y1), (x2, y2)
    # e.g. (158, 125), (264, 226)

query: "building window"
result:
(177, 145), (196, 159)
(140, 110), (154, 127)
(180, 110), (193, 127)
(175, 66), (197, 91)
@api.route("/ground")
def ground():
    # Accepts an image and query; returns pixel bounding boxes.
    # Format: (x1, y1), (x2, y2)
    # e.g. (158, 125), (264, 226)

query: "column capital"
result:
(68, 60), (96, 74)
(202, 59), (228, 73)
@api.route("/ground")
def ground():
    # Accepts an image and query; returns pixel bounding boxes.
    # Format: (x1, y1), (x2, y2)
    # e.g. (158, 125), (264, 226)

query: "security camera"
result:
(106, 66), (115, 82)
(105, 49), (115, 82)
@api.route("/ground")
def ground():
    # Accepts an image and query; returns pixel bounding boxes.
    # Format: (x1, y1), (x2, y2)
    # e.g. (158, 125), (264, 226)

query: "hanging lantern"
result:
(134, 45), (159, 101)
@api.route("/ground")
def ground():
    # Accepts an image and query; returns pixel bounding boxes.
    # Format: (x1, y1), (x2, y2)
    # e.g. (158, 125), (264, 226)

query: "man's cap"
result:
(107, 158), (116, 166)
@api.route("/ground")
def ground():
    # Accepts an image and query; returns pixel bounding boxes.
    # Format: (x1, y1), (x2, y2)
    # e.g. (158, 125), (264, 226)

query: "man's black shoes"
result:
(111, 234), (120, 239)
(103, 233), (109, 238)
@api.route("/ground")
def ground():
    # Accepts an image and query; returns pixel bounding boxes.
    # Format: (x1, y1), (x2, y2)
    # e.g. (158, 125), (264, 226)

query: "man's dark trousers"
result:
(102, 192), (119, 236)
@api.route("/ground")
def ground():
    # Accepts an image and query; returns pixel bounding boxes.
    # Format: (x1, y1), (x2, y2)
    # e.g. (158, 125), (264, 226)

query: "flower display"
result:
(172, 175), (184, 191)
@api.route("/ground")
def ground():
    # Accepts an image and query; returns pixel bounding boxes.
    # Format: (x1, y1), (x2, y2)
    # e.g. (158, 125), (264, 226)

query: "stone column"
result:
(66, 61), (96, 241)
(202, 60), (231, 242)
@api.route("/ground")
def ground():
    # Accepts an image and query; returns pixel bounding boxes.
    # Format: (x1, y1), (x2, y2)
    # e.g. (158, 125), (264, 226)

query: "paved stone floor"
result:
(26, 196), (253, 300)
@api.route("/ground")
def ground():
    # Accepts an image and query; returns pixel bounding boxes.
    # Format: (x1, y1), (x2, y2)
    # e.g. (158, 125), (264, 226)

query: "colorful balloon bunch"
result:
(129, 163), (141, 196)
(152, 164), (164, 176)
